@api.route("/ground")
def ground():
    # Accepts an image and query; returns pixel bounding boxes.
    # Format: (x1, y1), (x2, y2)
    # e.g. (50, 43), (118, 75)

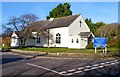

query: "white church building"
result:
(11, 14), (94, 49)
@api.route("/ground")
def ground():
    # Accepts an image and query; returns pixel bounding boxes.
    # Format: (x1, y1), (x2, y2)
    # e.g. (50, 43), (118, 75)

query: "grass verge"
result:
(17, 47), (119, 53)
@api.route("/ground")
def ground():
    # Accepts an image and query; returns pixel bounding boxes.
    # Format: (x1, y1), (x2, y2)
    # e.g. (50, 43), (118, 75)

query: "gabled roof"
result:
(37, 20), (51, 27)
(27, 21), (48, 31)
(79, 32), (91, 38)
(13, 31), (35, 39)
(11, 14), (81, 38)
(11, 31), (21, 38)
(46, 14), (80, 29)
(25, 14), (80, 30)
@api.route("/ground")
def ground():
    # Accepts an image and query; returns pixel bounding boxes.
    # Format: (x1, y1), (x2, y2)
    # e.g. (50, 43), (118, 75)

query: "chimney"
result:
(50, 18), (54, 21)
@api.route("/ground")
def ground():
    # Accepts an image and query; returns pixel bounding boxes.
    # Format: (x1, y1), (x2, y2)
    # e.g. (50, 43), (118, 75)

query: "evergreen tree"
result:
(46, 3), (72, 19)
(85, 18), (105, 33)
(85, 18), (95, 33)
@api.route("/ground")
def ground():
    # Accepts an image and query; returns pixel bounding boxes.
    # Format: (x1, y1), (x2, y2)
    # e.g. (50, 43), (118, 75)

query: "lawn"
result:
(18, 47), (119, 53)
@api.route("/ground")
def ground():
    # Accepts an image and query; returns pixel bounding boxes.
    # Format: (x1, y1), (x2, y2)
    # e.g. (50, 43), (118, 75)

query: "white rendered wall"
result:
(80, 38), (88, 48)
(68, 36), (81, 49)
(35, 36), (46, 47)
(11, 32), (19, 47)
(25, 39), (35, 46)
(68, 15), (90, 49)
(11, 38), (19, 47)
(69, 15), (90, 36)
(48, 27), (69, 47)
(11, 32), (19, 38)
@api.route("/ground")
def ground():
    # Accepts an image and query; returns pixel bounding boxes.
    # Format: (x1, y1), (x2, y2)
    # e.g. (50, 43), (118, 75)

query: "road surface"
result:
(1, 51), (120, 77)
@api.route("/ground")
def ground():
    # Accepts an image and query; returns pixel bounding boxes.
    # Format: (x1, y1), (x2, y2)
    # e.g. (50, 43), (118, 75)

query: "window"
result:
(56, 33), (61, 44)
(12, 38), (15, 43)
(79, 20), (82, 27)
(76, 39), (79, 43)
(71, 39), (74, 43)
(37, 36), (41, 43)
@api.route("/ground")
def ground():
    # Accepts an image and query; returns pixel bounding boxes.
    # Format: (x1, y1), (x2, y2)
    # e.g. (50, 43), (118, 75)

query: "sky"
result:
(2, 2), (118, 25)
(1, 0), (120, 2)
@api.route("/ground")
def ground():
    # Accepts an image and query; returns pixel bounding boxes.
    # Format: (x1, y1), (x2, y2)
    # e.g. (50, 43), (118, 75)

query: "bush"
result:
(2, 37), (11, 46)
(86, 43), (94, 49)
(108, 38), (119, 48)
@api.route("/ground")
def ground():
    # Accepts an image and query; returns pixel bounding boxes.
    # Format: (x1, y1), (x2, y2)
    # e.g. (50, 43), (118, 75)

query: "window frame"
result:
(56, 33), (61, 44)
(36, 36), (41, 43)
(71, 39), (74, 43)
(76, 39), (79, 43)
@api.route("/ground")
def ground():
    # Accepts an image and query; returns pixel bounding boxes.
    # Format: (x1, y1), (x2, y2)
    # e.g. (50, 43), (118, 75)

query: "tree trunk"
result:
(19, 38), (27, 47)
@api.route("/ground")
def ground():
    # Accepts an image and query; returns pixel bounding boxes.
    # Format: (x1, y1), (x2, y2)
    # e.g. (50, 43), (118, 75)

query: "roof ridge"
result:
(37, 20), (50, 22)
(51, 14), (80, 20)
(35, 14), (80, 22)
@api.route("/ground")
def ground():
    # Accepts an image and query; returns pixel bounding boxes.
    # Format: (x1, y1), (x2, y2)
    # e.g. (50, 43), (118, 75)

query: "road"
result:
(1, 51), (120, 77)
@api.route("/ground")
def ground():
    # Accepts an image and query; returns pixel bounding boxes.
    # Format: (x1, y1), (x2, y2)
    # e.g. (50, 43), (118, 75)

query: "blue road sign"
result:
(94, 37), (107, 48)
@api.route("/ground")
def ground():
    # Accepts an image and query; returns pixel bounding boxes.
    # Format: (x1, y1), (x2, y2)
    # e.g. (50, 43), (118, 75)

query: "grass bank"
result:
(17, 47), (119, 53)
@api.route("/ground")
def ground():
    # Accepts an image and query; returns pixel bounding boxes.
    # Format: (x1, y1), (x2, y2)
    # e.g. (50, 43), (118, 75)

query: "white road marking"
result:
(68, 69), (76, 72)
(104, 64), (110, 66)
(84, 69), (91, 71)
(100, 63), (105, 65)
(65, 73), (74, 75)
(114, 60), (118, 62)
(77, 67), (85, 70)
(72, 60), (119, 74)
(98, 65), (104, 68)
(85, 66), (92, 68)
(27, 60), (119, 76)
(110, 63), (116, 65)
(59, 71), (67, 74)
(105, 62), (110, 63)
(27, 63), (64, 75)
(74, 71), (82, 74)
(115, 62), (119, 64)
(110, 61), (115, 63)
(110, 60), (118, 63)
(90, 66), (98, 69)
(93, 64), (99, 67)
(70, 60), (119, 75)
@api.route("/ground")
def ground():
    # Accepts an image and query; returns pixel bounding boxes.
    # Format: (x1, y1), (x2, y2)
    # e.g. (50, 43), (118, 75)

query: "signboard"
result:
(94, 37), (106, 48)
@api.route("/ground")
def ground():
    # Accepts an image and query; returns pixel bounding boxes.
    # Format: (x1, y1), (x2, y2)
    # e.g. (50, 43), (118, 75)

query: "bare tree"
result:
(7, 17), (20, 31)
(95, 24), (118, 37)
(20, 14), (38, 29)
(2, 24), (13, 36)
(6, 14), (38, 47)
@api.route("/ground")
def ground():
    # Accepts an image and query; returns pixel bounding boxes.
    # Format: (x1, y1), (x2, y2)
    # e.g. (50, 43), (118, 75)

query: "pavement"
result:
(1, 50), (120, 77)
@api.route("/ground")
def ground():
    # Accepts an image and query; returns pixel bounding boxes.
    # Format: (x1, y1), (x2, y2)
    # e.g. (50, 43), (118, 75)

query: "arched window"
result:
(37, 36), (41, 43)
(56, 33), (61, 44)
(71, 39), (74, 43)
(76, 39), (79, 43)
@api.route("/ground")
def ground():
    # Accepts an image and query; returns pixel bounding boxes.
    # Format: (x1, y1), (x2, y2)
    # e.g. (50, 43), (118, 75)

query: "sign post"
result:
(95, 47), (97, 53)
(94, 37), (107, 53)
(105, 47), (107, 53)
